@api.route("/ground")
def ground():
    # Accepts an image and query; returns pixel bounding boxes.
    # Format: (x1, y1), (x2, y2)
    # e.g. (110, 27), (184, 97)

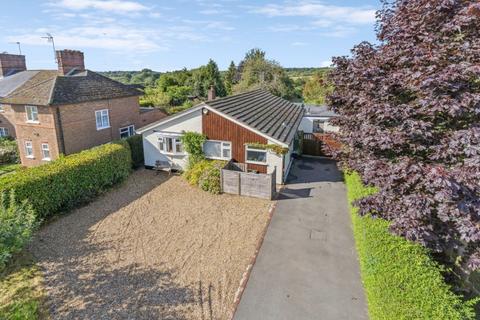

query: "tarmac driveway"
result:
(234, 157), (368, 320)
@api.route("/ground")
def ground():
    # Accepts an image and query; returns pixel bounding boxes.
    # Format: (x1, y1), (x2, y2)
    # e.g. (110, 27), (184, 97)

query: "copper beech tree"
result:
(329, 0), (480, 271)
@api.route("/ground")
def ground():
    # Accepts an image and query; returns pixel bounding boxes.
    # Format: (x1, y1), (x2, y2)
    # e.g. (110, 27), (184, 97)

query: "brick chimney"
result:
(56, 50), (85, 75)
(0, 53), (26, 78)
(207, 85), (216, 101)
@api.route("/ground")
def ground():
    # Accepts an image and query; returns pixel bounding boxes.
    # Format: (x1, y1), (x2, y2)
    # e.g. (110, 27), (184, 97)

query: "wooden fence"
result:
(220, 161), (276, 200)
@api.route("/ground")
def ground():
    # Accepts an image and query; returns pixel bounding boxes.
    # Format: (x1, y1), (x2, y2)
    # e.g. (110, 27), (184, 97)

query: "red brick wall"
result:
(56, 50), (84, 75)
(0, 104), (17, 138)
(0, 54), (26, 77)
(11, 104), (60, 166)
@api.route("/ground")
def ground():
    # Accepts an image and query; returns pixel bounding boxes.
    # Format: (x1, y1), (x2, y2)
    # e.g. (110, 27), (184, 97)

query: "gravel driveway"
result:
(29, 169), (271, 320)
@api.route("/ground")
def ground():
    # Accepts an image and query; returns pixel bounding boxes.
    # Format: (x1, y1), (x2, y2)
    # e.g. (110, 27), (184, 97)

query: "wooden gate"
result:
(303, 133), (324, 156)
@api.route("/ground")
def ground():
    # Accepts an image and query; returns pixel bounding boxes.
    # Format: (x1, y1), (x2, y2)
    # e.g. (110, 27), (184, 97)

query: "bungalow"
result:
(137, 89), (305, 183)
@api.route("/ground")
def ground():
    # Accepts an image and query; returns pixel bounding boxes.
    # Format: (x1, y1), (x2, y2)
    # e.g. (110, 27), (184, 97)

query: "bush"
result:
(345, 171), (478, 320)
(0, 140), (132, 219)
(180, 132), (206, 169)
(0, 138), (19, 165)
(0, 192), (37, 271)
(184, 159), (225, 194)
(125, 135), (144, 168)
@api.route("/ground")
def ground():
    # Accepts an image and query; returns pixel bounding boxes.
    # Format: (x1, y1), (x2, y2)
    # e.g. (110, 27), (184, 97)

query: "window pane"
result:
(166, 138), (173, 153)
(222, 148), (230, 159)
(247, 149), (267, 163)
(175, 139), (183, 153)
(96, 111), (102, 128)
(42, 144), (50, 159)
(204, 141), (221, 158)
(128, 126), (135, 136)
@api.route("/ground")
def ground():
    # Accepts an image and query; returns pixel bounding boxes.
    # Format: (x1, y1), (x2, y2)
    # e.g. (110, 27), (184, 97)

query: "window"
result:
(203, 140), (231, 160)
(158, 136), (183, 154)
(0, 104), (4, 113)
(95, 109), (110, 130)
(25, 106), (39, 122)
(0, 127), (8, 137)
(41, 143), (51, 160)
(313, 119), (327, 133)
(25, 141), (34, 158)
(119, 125), (135, 139)
(246, 146), (267, 164)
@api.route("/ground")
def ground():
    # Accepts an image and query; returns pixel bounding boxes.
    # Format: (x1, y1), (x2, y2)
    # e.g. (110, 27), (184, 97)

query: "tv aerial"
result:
(41, 33), (57, 64)
(8, 42), (22, 55)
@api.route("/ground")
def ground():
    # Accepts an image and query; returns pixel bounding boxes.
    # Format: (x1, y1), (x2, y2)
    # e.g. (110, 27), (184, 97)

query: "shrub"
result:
(0, 138), (19, 165)
(0, 192), (37, 271)
(345, 171), (478, 320)
(198, 161), (224, 194)
(180, 132), (206, 169)
(125, 135), (144, 168)
(184, 159), (225, 194)
(0, 140), (132, 219)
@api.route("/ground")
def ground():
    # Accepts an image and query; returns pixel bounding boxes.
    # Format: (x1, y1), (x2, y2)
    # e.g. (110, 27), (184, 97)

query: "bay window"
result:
(159, 135), (183, 154)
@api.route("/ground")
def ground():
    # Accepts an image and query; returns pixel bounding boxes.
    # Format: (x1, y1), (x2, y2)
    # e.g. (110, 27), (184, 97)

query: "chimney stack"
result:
(56, 50), (85, 75)
(0, 53), (26, 78)
(208, 85), (216, 101)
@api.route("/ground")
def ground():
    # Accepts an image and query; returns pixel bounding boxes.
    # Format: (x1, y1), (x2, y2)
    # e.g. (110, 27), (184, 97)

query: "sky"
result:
(0, 0), (381, 72)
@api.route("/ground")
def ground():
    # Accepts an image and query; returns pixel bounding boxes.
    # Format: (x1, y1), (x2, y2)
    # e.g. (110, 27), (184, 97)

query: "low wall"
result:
(221, 161), (276, 200)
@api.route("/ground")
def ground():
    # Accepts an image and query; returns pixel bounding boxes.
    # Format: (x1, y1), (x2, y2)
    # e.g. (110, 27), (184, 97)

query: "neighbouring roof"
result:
(0, 70), (39, 98)
(0, 70), (141, 106)
(300, 104), (338, 117)
(138, 89), (305, 145)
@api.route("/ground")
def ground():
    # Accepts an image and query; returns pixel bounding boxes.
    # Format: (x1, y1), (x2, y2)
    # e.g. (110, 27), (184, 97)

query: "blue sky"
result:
(1, 0), (381, 71)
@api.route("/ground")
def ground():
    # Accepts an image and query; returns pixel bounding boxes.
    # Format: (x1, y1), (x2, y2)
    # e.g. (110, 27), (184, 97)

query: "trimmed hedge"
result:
(345, 171), (478, 320)
(125, 135), (144, 168)
(0, 141), (132, 219)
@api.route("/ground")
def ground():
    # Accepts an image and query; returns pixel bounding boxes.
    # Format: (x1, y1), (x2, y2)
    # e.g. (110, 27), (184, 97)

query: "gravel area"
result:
(29, 169), (272, 320)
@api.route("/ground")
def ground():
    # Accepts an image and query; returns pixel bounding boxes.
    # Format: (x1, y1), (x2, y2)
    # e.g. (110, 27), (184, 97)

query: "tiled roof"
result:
(0, 71), (39, 98)
(1, 70), (141, 106)
(206, 89), (304, 145)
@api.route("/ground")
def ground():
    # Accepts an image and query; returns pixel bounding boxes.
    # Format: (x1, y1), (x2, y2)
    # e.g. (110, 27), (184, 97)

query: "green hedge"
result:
(125, 135), (144, 168)
(184, 159), (225, 194)
(345, 171), (478, 320)
(0, 141), (132, 219)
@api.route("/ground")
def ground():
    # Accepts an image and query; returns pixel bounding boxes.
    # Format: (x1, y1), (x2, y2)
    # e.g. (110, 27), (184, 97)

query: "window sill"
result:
(96, 126), (111, 131)
(42, 158), (51, 161)
(26, 156), (35, 159)
(206, 156), (231, 161)
(26, 120), (40, 124)
(161, 152), (186, 156)
(246, 160), (268, 166)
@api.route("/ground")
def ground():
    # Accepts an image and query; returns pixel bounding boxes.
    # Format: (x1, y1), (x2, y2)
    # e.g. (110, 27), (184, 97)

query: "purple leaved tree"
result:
(328, 0), (480, 272)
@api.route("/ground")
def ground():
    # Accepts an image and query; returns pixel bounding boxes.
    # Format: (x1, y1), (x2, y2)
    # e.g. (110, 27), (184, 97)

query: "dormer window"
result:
(25, 105), (39, 123)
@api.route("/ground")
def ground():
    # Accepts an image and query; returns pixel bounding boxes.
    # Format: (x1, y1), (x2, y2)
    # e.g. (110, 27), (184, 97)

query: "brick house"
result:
(0, 50), (166, 166)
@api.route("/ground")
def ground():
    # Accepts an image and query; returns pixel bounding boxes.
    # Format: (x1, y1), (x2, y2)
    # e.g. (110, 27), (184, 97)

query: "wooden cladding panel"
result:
(202, 109), (268, 173)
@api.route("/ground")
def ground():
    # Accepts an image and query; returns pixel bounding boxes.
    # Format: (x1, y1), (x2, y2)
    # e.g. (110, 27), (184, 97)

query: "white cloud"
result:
(291, 42), (308, 46)
(252, 1), (376, 24)
(51, 0), (148, 13)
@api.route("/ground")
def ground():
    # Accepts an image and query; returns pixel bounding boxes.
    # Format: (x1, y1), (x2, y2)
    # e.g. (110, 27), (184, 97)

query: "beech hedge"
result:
(345, 171), (478, 320)
(0, 141), (132, 219)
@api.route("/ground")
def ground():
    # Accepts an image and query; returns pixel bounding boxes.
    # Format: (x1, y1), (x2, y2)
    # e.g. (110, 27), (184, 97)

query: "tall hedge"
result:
(0, 141), (132, 218)
(345, 171), (478, 319)
(125, 135), (144, 168)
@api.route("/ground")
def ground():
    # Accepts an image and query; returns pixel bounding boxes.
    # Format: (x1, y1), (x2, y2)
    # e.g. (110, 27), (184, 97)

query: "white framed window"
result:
(313, 119), (327, 133)
(25, 105), (39, 123)
(0, 104), (5, 113)
(25, 140), (34, 158)
(245, 146), (267, 165)
(203, 140), (231, 160)
(0, 127), (9, 137)
(95, 109), (110, 130)
(41, 143), (51, 161)
(158, 136), (183, 155)
(120, 125), (135, 139)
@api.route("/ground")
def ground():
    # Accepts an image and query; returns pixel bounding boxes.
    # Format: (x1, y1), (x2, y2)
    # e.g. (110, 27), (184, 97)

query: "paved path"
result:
(234, 157), (368, 320)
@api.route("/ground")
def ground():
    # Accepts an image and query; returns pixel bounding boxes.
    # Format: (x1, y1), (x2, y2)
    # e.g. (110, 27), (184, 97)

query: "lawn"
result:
(17, 169), (271, 319)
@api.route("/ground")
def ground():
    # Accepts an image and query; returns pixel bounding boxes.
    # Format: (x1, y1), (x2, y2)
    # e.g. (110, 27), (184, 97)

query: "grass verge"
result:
(0, 252), (46, 320)
(345, 170), (478, 320)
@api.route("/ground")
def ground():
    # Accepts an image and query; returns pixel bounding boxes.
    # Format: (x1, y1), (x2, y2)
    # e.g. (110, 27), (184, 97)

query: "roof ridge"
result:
(206, 88), (264, 105)
(47, 74), (59, 105)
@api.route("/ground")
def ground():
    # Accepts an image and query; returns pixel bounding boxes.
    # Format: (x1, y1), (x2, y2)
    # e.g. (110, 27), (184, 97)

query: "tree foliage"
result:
(329, 0), (480, 271)
(192, 59), (226, 98)
(234, 49), (297, 99)
(224, 61), (237, 95)
(303, 70), (333, 105)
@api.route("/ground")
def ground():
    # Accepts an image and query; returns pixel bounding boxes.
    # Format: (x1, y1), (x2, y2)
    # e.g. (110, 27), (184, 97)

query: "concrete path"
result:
(234, 157), (368, 320)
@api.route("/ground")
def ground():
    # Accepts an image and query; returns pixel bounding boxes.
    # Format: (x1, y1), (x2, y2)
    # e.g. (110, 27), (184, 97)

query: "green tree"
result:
(224, 61), (237, 95)
(303, 71), (332, 105)
(234, 49), (296, 99)
(192, 59), (226, 98)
